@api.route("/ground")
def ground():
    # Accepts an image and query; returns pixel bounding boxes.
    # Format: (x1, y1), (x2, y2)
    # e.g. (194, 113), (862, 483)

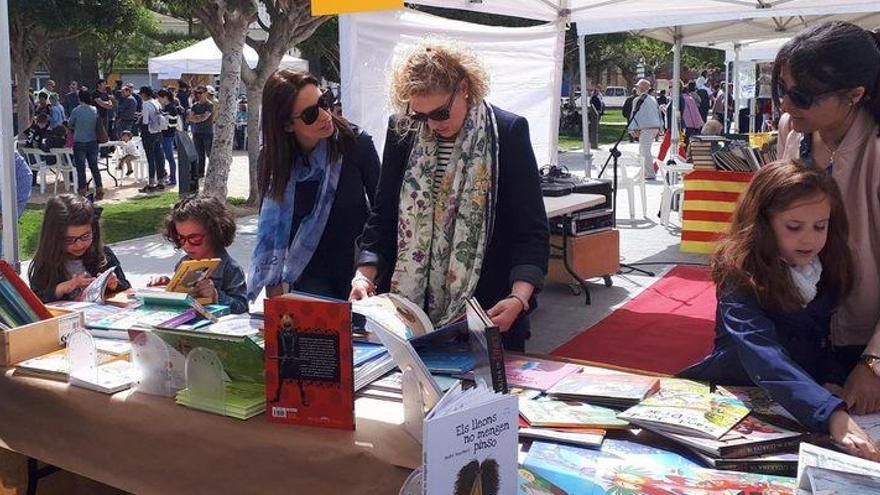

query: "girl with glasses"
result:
(248, 70), (380, 301)
(775, 22), (880, 416)
(349, 39), (550, 352)
(150, 196), (247, 314)
(28, 194), (130, 302)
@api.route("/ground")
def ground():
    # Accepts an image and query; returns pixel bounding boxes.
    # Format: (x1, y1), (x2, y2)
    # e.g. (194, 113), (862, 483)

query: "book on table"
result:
(797, 442), (880, 494)
(546, 372), (661, 408)
(0, 260), (53, 329)
(14, 346), (122, 381)
(69, 359), (136, 394)
(422, 383), (518, 495)
(617, 386), (750, 439)
(353, 341), (395, 392)
(689, 449), (798, 477)
(175, 381), (265, 420)
(718, 385), (801, 430)
(504, 355), (581, 392)
(518, 427), (605, 449)
(135, 289), (217, 321)
(654, 414), (802, 459)
(165, 258), (221, 305)
(264, 292), (354, 430)
(85, 303), (229, 339)
(517, 395), (630, 429)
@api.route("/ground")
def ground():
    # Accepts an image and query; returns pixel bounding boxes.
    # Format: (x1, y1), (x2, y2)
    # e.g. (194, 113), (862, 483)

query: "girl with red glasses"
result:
(149, 196), (247, 314)
(29, 194), (130, 302)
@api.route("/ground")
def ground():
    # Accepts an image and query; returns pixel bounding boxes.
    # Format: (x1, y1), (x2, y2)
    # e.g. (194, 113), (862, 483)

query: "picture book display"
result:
(0, 260), (52, 328)
(264, 292), (354, 430)
(517, 466), (568, 495)
(618, 387), (750, 439)
(504, 356), (581, 391)
(689, 449), (798, 477)
(422, 384), (518, 495)
(518, 396), (630, 429)
(656, 414), (802, 459)
(165, 258), (220, 305)
(547, 373), (660, 408)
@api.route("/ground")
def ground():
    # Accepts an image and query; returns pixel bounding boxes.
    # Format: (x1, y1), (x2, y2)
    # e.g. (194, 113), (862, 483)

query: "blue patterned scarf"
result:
(248, 138), (341, 301)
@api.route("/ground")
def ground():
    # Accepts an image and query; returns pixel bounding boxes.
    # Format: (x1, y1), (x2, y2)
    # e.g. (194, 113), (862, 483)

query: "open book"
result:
(797, 442), (880, 494)
(78, 266), (117, 303)
(166, 258), (220, 305)
(618, 387), (750, 439)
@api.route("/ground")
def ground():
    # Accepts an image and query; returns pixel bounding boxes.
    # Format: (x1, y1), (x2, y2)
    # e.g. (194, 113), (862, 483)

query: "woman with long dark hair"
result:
(248, 70), (380, 301)
(774, 21), (880, 415)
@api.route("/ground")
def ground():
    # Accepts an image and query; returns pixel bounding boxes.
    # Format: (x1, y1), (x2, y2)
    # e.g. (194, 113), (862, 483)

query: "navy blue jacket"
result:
(680, 284), (845, 433)
(357, 106), (550, 349)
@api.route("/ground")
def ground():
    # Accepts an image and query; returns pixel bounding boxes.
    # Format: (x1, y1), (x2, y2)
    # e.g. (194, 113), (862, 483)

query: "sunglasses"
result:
(292, 90), (334, 126)
(776, 81), (843, 109)
(63, 231), (93, 246)
(176, 232), (206, 247)
(408, 82), (460, 123)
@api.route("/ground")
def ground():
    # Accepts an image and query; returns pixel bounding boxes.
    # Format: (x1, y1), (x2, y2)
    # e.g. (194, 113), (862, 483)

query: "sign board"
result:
(312, 0), (403, 15)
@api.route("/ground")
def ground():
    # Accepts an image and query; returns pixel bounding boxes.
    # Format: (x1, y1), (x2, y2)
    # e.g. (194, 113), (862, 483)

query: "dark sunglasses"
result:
(176, 232), (206, 247)
(408, 81), (460, 123)
(293, 90), (334, 126)
(776, 81), (843, 109)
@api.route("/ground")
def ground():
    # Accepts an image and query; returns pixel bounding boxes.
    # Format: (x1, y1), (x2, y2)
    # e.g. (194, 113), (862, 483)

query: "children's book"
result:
(152, 328), (265, 385)
(353, 341), (387, 367)
(135, 289), (217, 321)
(14, 347), (123, 381)
(504, 356), (581, 391)
(166, 258), (220, 305)
(657, 414), (802, 459)
(78, 266), (117, 303)
(0, 261), (52, 327)
(518, 427), (605, 449)
(517, 466), (568, 495)
(518, 396), (630, 429)
(690, 449), (798, 477)
(465, 297), (507, 393)
(69, 359), (135, 394)
(264, 292), (354, 430)
(352, 293), (433, 341)
(416, 348), (476, 375)
(618, 387), (750, 440)
(797, 442), (880, 494)
(718, 385), (801, 429)
(175, 380), (266, 420)
(422, 383), (518, 495)
(547, 373), (661, 408)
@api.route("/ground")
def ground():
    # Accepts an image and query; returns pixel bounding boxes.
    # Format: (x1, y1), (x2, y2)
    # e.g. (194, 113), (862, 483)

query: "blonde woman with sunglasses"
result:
(349, 39), (549, 352)
(248, 70), (380, 302)
(775, 22), (880, 416)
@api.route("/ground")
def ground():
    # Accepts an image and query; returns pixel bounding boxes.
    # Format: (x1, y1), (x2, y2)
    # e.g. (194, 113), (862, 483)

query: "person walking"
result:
(628, 79), (663, 180)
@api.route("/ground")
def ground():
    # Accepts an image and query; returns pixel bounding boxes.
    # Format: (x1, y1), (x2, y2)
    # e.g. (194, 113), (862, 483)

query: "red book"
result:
(264, 293), (354, 430)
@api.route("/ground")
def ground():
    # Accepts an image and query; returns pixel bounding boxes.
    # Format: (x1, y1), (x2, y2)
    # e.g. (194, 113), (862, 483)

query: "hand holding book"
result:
(56, 272), (95, 299)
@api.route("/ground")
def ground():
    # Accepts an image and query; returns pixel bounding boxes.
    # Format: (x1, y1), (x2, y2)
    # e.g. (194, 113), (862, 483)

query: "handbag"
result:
(95, 116), (109, 144)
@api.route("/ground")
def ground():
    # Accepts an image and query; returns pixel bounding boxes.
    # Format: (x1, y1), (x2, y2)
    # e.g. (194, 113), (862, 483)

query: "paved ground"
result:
(22, 140), (707, 353)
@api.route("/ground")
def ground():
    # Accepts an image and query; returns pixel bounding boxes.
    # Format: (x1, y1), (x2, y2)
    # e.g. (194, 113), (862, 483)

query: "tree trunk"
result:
(202, 19), (250, 199)
(48, 39), (83, 90)
(245, 83), (263, 206)
(80, 45), (100, 83)
(14, 64), (36, 135)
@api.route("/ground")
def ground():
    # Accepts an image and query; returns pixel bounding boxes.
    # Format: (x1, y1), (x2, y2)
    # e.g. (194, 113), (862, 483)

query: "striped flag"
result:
(680, 171), (753, 254)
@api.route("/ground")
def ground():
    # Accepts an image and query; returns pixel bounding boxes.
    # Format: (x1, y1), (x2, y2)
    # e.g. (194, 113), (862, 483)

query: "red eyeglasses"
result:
(176, 232), (206, 247)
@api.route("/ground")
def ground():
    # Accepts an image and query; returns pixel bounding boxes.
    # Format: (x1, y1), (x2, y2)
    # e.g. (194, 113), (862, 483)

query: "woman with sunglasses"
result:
(349, 39), (549, 352)
(775, 22), (880, 415)
(248, 70), (380, 301)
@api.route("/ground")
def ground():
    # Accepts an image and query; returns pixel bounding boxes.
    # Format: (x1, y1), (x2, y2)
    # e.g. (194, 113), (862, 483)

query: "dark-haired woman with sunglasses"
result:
(349, 39), (549, 352)
(248, 70), (380, 301)
(774, 22), (880, 416)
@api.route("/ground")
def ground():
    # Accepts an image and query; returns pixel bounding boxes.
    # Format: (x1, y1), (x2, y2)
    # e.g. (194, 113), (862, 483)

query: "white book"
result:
(423, 385), (518, 495)
(69, 359), (135, 394)
(853, 412), (880, 445)
(797, 443), (880, 494)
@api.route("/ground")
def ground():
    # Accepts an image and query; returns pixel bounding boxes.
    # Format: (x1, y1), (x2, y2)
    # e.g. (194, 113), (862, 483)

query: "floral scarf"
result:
(391, 102), (499, 326)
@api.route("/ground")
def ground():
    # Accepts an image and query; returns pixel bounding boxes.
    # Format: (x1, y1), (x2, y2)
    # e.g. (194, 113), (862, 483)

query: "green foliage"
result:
(80, 2), (159, 74)
(297, 17), (340, 82)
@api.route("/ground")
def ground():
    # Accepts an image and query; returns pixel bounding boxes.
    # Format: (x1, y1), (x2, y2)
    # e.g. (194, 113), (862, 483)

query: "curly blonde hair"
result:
(388, 38), (490, 135)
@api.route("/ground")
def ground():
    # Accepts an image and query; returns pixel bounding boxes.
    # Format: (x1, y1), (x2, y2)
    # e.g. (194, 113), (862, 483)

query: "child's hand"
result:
(148, 275), (171, 287)
(829, 409), (880, 461)
(57, 273), (95, 297)
(193, 278), (217, 302)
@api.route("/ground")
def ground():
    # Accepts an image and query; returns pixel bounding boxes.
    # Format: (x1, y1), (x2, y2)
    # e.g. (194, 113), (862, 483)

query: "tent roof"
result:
(148, 37), (308, 77)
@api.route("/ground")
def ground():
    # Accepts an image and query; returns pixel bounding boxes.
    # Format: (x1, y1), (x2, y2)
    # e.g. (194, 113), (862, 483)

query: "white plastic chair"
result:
(129, 136), (148, 182)
(658, 160), (685, 226)
(615, 155), (648, 220)
(19, 147), (51, 194)
(49, 147), (77, 194)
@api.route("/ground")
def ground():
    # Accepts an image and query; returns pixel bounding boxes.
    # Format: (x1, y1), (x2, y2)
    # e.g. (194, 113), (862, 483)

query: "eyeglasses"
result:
(776, 81), (843, 109)
(63, 231), (93, 246)
(176, 232), (206, 247)
(292, 90), (334, 126)
(408, 82), (460, 123)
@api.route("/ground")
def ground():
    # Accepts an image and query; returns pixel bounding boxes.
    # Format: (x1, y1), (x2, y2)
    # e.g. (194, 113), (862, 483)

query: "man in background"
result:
(187, 85), (214, 179)
(628, 79), (662, 180)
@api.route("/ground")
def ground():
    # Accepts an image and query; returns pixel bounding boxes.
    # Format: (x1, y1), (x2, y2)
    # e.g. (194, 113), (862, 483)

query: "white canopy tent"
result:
(148, 37), (308, 80)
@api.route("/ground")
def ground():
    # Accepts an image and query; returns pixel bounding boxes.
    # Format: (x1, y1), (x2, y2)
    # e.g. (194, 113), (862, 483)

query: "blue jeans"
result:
(161, 135), (177, 183)
(73, 141), (101, 190)
(141, 129), (163, 184)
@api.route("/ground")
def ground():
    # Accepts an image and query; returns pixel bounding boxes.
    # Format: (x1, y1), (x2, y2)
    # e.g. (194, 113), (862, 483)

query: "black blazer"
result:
(287, 129), (380, 299)
(358, 106), (549, 338)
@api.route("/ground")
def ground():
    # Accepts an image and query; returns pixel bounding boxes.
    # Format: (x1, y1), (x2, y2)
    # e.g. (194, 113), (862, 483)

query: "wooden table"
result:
(543, 194), (607, 305)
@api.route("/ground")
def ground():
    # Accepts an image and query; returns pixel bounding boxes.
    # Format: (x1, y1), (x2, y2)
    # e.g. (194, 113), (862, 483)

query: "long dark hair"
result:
(29, 194), (108, 292)
(711, 160), (853, 311)
(772, 21), (880, 133)
(258, 69), (354, 201)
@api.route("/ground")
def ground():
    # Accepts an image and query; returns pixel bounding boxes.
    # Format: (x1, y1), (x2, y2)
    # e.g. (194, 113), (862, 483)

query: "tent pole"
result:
(733, 43), (741, 133)
(723, 58), (730, 133)
(671, 28), (682, 161)
(578, 32), (592, 177)
(0, 0), (19, 268)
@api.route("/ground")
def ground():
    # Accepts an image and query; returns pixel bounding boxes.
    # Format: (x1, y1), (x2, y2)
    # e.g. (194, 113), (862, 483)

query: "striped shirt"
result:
(433, 137), (456, 196)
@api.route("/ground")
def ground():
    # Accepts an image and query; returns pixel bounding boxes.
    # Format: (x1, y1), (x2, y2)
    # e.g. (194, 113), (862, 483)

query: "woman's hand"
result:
(844, 364), (880, 415)
(829, 409), (880, 461)
(486, 297), (524, 332)
(148, 275), (171, 287)
(348, 267), (377, 302)
(193, 278), (217, 302)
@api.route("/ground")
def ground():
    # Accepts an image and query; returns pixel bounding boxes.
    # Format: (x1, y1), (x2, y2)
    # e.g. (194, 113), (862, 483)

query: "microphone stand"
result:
(598, 94), (654, 277)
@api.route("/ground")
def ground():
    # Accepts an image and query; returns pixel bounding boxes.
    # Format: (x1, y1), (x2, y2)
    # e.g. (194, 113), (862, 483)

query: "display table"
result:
(0, 368), (418, 495)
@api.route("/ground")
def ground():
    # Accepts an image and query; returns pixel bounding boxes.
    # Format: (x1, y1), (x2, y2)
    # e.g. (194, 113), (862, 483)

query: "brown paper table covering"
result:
(0, 368), (419, 494)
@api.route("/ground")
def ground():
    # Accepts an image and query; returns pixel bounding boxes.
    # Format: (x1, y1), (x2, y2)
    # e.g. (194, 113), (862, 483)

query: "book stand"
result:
(130, 331), (177, 397)
(67, 330), (100, 383)
(184, 348), (227, 412)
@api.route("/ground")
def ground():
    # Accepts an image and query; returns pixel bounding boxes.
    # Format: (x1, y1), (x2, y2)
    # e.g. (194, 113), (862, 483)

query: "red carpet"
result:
(552, 265), (717, 375)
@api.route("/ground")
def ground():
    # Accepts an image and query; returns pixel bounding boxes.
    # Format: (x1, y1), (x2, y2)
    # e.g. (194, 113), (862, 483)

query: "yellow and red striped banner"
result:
(680, 171), (753, 254)
(311, 0), (403, 15)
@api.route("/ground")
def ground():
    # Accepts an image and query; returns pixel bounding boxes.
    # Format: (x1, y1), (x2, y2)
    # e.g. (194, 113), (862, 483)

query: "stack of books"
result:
(546, 373), (660, 408)
(0, 261), (51, 329)
(175, 381), (266, 420)
(688, 137), (724, 170)
(353, 341), (394, 391)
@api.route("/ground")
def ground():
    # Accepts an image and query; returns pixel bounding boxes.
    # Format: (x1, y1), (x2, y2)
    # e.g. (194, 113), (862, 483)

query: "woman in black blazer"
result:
(248, 70), (379, 301)
(350, 40), (549, 351)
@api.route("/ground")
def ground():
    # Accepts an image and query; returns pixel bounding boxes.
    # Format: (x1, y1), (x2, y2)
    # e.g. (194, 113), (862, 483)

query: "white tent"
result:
(148, 37), (308, 79)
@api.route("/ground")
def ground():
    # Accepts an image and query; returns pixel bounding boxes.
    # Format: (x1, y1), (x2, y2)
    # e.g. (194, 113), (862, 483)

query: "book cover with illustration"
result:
(423, 385), (518, 495)
(166, 258), (220, 305)
(659, 414), (802, 459)
(618, 388), (749, 439)
(518, 396), (630, 429)
(505, 356), (581, 391)
(264, 292), (354, 430)
(78, 266), (117, 303)
(548, 373), (661, 408)
(718, 386), (801, 429)
(517, 466), (567, 495)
